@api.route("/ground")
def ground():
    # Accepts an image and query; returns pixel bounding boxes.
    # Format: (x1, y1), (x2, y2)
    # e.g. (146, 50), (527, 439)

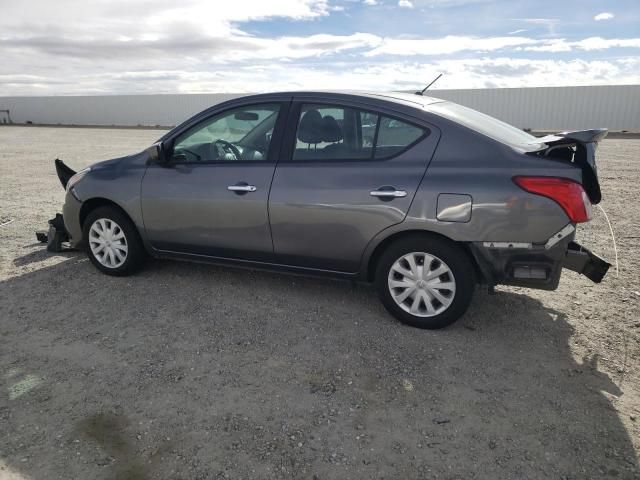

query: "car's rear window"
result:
(427, 101), (544, 151)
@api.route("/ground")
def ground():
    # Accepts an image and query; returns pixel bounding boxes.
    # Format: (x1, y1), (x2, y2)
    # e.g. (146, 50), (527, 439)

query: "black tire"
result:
(83, 206), (146, 276)
(375, 235), (475, 329)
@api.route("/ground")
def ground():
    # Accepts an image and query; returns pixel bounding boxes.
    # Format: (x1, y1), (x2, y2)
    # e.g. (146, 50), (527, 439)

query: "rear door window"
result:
(292, 103), (427, 161)
(293, 104), (376, 161)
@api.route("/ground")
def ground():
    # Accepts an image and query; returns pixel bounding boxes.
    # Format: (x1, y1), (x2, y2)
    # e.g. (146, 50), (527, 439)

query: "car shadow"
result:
(0, 251), (638, 479)
(12, 247), (78, 267)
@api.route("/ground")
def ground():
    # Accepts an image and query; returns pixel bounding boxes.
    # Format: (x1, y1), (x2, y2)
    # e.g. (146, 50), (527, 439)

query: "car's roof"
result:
(232, 90), (446, 110)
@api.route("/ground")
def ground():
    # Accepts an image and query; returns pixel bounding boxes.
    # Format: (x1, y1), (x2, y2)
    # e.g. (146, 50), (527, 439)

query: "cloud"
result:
(594, 12), (614, 21)
(147, 0), (332, 29)
(514, 18), (560, 35)
(4, 23), (585, 64)
(1, 31), (381, 62)
(363, 0), (378, 4)
(0, 1), (333, 40)
(365, 35), (538, 56)
(4, 57), (639, 96)
(398, 0), (414, 8)
(0, 0), (639, 96)
(525, 37), (640, 52)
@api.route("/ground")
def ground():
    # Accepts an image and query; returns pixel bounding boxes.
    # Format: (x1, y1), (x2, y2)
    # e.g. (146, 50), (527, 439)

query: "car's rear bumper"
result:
(469, 225), (610, 290)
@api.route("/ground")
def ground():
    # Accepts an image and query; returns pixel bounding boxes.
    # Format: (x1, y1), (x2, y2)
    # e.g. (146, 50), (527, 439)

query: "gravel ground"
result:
(1, 126), (639, 480)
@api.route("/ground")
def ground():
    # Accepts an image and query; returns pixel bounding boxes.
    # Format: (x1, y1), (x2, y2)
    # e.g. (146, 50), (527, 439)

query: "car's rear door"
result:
(268, 97), (441, 272)
(141, 99), (289, 262)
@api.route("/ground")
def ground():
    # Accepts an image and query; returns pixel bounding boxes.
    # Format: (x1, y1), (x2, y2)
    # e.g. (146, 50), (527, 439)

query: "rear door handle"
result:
(228, 183), (257, 193)
(370, 187), (407, 198)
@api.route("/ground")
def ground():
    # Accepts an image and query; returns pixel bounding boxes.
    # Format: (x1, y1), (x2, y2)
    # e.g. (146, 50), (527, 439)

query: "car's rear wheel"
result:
(375, 235), (475, 329)
(83, 206), (145, 276)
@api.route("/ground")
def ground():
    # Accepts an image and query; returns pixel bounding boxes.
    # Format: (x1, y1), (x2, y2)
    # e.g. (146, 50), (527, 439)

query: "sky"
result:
(1, 0), (639, 95)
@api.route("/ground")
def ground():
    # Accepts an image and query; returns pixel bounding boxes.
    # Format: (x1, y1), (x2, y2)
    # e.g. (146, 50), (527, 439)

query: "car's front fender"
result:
(62, 151), (150, 248)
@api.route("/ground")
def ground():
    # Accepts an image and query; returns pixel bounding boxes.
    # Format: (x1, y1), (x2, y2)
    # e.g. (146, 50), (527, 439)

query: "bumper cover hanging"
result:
(563, 241), (610, 283)
(35, 213), (72, 252)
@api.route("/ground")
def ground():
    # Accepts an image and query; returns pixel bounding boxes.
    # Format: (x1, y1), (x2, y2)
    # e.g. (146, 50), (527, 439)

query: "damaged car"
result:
(47, 91), (610, 329)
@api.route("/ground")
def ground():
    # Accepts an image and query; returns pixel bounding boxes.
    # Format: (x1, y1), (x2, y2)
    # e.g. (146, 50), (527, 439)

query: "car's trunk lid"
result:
(529, 128), (608, 204)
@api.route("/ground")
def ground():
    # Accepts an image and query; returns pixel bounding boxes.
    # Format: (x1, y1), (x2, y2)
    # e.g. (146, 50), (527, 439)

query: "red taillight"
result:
(513, 176), (592, 223)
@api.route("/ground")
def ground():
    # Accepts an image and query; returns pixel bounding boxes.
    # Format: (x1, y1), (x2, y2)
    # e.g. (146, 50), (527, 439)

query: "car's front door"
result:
(141, 101), (288, 261)
(268, 99), (441, 272)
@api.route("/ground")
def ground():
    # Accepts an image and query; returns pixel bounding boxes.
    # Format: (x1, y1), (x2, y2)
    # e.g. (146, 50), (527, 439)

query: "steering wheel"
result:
(213, 139), (242, 160)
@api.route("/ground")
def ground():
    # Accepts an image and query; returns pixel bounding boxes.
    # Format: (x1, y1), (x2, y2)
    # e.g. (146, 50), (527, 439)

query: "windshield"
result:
(427, 101), (545, 152)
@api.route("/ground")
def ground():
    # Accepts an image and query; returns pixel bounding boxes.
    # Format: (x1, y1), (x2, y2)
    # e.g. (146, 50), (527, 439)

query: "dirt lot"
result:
(1, 126), (639, 480)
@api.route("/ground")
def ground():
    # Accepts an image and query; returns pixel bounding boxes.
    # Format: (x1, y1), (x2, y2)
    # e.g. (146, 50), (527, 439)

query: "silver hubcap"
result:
(388, 252), (456, 317)
(88, 218), (128, 268)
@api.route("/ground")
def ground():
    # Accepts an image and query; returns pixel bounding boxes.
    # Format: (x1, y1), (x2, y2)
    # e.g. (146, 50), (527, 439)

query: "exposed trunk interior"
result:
(530, 129), (607, 204)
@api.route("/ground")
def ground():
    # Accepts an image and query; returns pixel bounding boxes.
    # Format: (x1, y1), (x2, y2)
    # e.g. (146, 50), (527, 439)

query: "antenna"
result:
(415, 73), (443, 96)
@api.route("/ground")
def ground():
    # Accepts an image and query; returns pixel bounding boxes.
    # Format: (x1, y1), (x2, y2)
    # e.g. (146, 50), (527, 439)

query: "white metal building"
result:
(430, 85), (639, 131)
(0, 84), (638, 131)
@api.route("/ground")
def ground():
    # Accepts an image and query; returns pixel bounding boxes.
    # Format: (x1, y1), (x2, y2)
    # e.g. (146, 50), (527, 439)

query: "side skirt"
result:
(152, 248), (362, 282)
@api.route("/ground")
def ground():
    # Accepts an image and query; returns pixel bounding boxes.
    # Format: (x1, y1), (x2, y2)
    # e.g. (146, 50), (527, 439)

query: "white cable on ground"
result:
(596, 203), (619, 278)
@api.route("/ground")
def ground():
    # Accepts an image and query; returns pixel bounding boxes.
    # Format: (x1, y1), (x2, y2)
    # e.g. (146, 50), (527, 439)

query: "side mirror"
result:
(146, 142), (167, 165)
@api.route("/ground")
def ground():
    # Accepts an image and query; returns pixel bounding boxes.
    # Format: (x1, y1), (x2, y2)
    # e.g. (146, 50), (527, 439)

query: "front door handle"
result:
(228, 183), (257, 193)
(370, 187), (407, 198)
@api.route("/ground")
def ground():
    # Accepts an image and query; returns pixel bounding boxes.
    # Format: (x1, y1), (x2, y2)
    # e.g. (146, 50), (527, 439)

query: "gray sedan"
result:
(53, 91), (609, 329)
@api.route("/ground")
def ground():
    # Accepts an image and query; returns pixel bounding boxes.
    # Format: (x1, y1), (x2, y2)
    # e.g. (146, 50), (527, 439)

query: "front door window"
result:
(172, 103), (281, 163)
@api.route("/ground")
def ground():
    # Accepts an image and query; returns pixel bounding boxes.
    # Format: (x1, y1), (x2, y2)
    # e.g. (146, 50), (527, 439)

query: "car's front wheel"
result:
(375, 235), (475, 329)
(83, 206), (146, 276)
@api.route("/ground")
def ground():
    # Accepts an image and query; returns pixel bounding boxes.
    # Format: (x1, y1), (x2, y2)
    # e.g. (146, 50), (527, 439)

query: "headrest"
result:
(322, 115), (343, 143)
(297, 109), (324, 144)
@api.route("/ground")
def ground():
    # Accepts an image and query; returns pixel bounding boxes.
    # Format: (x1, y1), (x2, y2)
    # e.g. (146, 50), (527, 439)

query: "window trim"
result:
(164, 101), (289, 166)
(282, 100), (430, 164)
